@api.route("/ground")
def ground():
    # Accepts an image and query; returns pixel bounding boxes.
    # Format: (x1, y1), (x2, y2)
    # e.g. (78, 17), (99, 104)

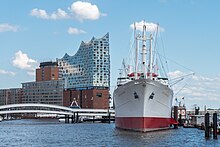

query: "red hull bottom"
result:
(116, 117), (176, 132)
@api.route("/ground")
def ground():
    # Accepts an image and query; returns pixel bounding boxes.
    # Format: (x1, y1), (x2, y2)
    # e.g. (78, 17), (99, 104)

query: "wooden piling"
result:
(174, 106), (178, 129)
(179, 113), (182, 126)
(213, 113), (218, 139)
(205, 113), (210, 138)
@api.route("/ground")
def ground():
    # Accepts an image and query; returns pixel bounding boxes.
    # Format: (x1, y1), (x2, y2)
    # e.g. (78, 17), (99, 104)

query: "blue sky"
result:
(1, 0), (220, 109)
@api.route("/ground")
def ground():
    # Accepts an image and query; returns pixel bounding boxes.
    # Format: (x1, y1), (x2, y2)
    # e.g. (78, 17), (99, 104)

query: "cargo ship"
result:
(113, 22), (175, 132)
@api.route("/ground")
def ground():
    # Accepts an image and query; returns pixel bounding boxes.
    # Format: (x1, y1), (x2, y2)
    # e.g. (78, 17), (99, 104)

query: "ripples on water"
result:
(0, 119), (220, 147)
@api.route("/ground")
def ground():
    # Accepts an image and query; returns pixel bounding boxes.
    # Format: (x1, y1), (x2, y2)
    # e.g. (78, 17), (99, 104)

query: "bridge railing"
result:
(0, 103), (115, 116)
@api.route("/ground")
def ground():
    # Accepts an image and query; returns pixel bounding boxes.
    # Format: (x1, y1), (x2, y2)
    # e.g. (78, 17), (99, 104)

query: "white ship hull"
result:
(113, 78), (174, 132)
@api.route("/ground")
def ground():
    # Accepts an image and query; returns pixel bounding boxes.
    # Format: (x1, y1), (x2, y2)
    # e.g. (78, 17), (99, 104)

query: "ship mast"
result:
(135, 21), (155, 79)
(134, 23), (139, 79)
(142, 24), (147, 78)
(148, 33), (153, 79)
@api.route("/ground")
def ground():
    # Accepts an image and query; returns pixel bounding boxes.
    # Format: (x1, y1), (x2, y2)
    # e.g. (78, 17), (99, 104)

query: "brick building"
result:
(36, 61), (59, 81)
(22, 80), (63, 105)
(18, 61), (63, 105)
(0, 88), (22, 105)
(63, 89), (109, 109)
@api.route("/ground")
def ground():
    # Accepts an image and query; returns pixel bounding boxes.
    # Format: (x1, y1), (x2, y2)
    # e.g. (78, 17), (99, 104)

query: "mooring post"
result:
(213, 113), (218, 139)
(179, 113), (182, 126)
(205, 113), (210, 138)
(174, 106), (178, 129)
(195, 107), (199, 115)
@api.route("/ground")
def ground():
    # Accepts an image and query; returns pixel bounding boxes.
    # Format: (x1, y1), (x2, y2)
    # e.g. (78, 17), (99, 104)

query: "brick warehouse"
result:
(63, 89), (109, 109)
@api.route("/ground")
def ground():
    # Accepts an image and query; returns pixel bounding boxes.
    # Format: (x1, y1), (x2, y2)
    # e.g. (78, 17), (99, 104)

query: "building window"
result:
(96, 93), (102, 97)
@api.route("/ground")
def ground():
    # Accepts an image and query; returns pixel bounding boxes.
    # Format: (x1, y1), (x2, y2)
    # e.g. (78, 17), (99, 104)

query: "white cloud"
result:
(168, 70), (185, 79)
(68, 27), (86, 35)
(30, 1), (105, 21)
(30, 8), (49, 19)
(170, 70), (220, 108)
(27, 71), (35, 76)
(130, 20), (165, 32)
(30, 8), (69, 20)
(0, 23), (19, 32)
(70, 1), (103, 21)
(0, 69), (16, 76)
(12, 50), (37, 71)
(188, 97), (219, 101)
(51, 8), (70, 20)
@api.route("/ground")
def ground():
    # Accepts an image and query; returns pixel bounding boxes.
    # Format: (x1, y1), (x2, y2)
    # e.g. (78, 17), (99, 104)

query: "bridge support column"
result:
(65, 115), (66, 123)
(76, 112), (79, 123)
(71, 115), (74, 123)
(108, 110), (111, 124)
(65, 115), (69, 123)
(73, 112), (76, 123)
(67, 115), (70, 123)
(6, 114), (8, 120)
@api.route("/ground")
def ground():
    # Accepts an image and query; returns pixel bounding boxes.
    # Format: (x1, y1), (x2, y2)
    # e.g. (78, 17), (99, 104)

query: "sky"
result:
(1, 0), (220, 110)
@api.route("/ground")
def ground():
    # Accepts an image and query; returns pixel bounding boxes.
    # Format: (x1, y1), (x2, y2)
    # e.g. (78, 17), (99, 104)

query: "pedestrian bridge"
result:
(0, 103), (115, 117)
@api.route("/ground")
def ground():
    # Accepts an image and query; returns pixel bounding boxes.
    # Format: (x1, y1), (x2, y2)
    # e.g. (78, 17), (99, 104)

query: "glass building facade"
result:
(57, 33), (110, 90)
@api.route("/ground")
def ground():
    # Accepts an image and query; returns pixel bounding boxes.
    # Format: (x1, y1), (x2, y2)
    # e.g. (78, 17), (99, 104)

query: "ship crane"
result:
(170, 72), (195, 87)
(122, 59), (128, 77)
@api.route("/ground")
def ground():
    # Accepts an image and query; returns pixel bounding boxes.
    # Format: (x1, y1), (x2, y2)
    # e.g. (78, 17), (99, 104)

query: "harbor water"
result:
(0, 119), (220, 147)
